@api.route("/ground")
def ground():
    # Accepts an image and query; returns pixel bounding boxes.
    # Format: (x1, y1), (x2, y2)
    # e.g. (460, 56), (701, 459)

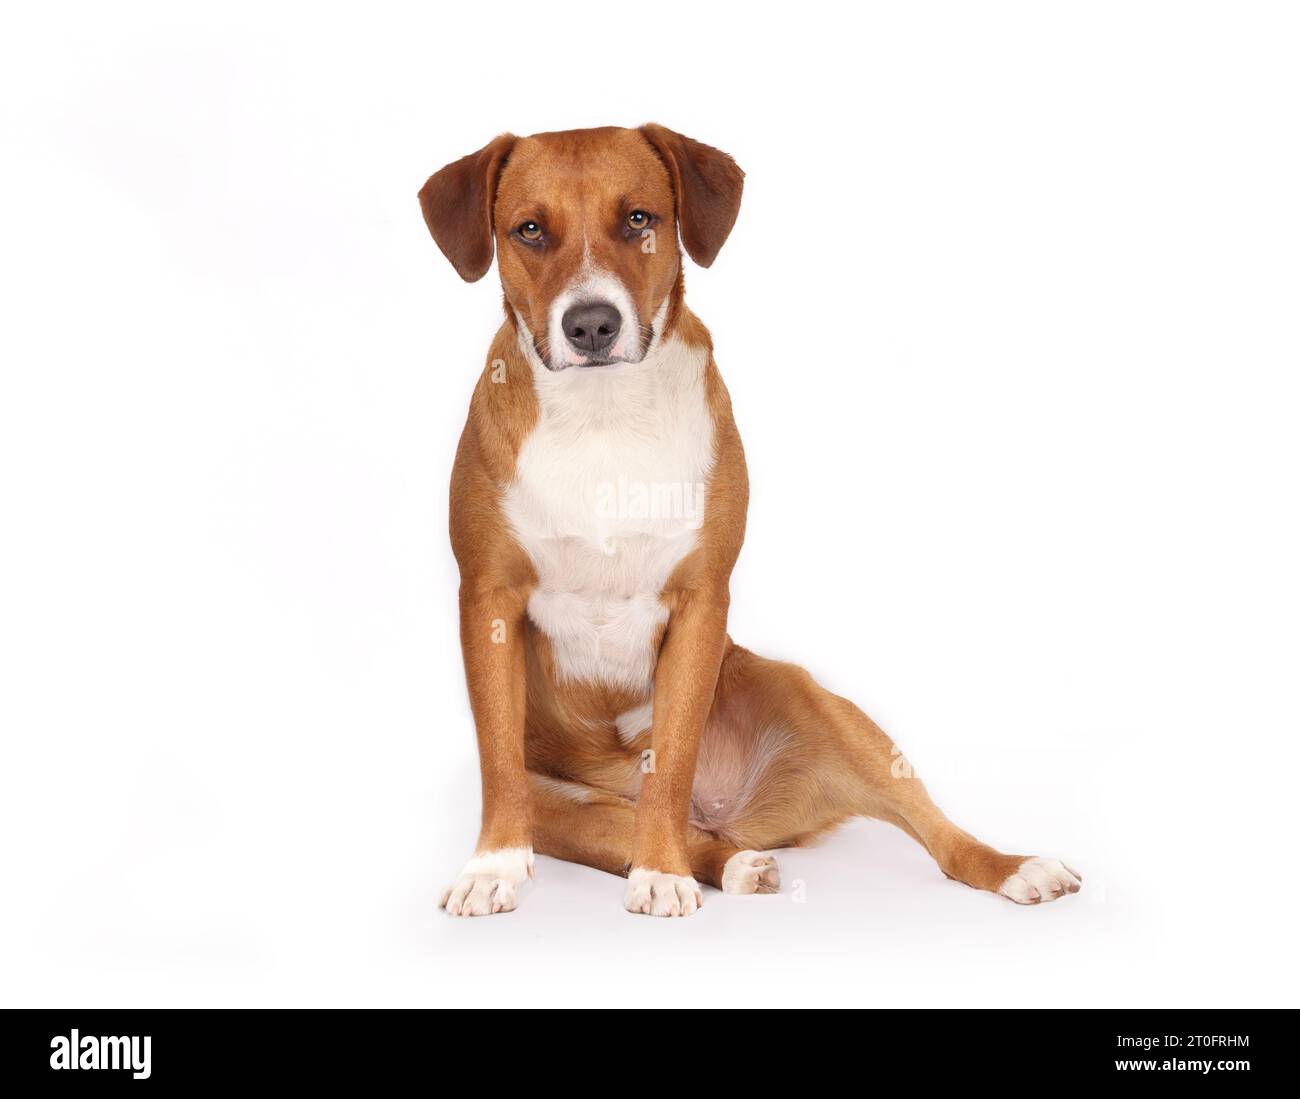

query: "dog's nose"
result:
(562, 301), (622, 357)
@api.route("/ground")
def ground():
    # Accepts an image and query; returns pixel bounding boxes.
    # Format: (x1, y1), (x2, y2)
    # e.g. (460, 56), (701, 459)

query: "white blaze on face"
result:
(546, 254), (641, 369)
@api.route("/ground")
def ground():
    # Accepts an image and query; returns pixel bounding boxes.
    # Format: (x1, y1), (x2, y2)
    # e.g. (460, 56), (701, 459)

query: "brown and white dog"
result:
(420, 124), (1081, 917)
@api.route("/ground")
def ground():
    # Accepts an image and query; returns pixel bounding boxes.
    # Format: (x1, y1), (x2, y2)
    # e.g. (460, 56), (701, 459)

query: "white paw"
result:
(721, 850), (781, 895)
(624, 868), (703, 917)
(999, 857), (1082, 905)
(441, 847), (534, 917)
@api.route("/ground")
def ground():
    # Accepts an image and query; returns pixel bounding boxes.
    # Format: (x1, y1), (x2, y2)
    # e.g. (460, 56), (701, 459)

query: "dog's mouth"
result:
(541, 345), (634, 372)
(538, 345), (627, 371)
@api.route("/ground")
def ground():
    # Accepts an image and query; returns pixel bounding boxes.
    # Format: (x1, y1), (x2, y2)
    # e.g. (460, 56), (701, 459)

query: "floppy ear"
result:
(418, 133), (516, 282)
(639, 123), (744, 268)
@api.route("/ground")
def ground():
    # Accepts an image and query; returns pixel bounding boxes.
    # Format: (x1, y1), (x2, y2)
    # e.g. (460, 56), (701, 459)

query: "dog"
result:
(419, 124), (1081, 916)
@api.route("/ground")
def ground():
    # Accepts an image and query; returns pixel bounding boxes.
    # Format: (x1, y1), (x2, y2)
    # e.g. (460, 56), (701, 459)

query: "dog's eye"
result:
(627, 210), (651, 231)
(517, 220), (543, 242)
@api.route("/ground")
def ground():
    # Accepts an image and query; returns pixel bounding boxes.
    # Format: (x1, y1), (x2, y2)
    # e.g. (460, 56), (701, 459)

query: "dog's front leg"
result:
(625, 587), (730, 917)
(441, 584), (533, 916)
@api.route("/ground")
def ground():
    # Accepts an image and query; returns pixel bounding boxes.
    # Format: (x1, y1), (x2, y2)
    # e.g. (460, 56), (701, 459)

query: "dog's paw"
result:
(998, 857), (1082, 905)
(624, 868), (703, 917)
(441, 847), (534, 917)
(721, 850), (781, 895)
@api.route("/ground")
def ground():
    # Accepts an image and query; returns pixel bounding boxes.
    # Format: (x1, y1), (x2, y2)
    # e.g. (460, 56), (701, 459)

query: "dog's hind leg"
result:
(527, 773), (778, 902)
(710, 644), (1082, 905)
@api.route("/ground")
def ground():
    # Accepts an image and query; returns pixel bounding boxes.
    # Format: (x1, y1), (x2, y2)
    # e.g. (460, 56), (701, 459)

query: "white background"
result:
(2, 1), (1297, 1009)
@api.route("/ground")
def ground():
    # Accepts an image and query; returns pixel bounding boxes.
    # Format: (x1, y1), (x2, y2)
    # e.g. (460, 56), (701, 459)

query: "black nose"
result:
(562, 301), (622, 357)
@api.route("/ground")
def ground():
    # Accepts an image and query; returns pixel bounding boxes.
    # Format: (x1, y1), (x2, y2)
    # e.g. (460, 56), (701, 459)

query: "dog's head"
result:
(419, 125), (743, 370)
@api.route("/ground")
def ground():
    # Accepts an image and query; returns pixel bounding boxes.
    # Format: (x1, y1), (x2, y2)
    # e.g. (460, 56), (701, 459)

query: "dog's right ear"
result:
(418, 134), (516, 282)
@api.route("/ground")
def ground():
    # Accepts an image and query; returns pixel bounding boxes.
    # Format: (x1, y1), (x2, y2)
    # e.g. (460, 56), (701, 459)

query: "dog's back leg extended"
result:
(701, 644), (1082, 904)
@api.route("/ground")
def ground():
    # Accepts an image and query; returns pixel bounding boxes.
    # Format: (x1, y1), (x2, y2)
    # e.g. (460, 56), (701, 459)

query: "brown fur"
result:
(421, 124), (1078, 912)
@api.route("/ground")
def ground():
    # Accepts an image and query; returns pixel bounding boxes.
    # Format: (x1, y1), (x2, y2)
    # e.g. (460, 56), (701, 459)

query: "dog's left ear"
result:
(418, 133), (516, 282)
(639, 123), (744, 268)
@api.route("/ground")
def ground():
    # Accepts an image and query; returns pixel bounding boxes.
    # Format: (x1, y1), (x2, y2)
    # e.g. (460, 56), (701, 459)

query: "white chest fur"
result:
(502, 336), (715, 691)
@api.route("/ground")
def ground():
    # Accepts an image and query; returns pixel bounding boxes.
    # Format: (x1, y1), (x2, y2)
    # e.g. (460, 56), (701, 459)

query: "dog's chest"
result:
(502, 341), (714, 690)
